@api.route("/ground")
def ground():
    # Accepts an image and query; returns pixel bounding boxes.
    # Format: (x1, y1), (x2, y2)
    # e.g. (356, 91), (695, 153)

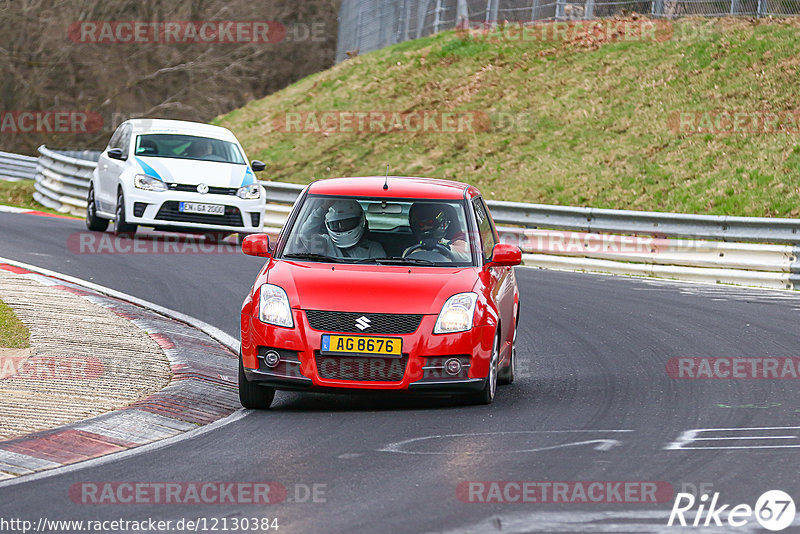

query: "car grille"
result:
(305, 310), (423, 334)
(167, 183), (238, 196)
(315, 354), (408, 382)
(155, 201), (243, 227)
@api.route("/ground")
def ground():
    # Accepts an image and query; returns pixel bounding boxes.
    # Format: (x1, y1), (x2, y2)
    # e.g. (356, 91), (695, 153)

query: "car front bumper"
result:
(124, 187), (265, 233)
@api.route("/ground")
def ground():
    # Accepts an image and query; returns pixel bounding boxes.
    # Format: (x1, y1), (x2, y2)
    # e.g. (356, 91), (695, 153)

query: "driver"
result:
(404, 202), (470, 261)
(297, 199), (386, 259)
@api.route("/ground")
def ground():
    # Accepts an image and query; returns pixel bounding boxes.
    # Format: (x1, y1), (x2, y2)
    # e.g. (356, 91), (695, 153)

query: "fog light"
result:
(444, 358), (462, 376)
(263, 350), (281, 368)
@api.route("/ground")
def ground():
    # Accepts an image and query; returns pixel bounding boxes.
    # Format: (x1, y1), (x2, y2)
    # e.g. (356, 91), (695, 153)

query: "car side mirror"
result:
(107, 148), (125, 160)
(251, 160), (266, 172)
(242, 234), (271, 257)
(488, 243), (521, 267)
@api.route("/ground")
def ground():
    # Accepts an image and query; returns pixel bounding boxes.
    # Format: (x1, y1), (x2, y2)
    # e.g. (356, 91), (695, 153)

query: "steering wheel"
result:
(403, 242), (455, 261)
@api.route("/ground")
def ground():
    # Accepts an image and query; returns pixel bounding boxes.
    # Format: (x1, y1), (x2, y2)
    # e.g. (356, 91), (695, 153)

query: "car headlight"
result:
(133, 174), (167, 192)
(237, 183), (261, 200)
(434, 292), (478, 334)
(258, 284), (293, 328)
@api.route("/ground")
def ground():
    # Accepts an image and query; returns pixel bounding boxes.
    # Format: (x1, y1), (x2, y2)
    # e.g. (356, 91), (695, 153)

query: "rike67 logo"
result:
(668, 490), (796, 531)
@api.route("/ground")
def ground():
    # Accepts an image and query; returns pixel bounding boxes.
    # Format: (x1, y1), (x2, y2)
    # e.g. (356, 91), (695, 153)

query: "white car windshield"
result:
(281, 195), (476, 266)
(134, 134), (246, 164)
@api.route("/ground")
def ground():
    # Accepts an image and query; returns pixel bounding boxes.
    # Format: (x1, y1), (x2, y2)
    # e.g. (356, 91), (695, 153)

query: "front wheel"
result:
(85, 185), (109, 232)
(465, 332), (499, 405)
(238, 356), (276, 409)
(114, 190), (137, 235)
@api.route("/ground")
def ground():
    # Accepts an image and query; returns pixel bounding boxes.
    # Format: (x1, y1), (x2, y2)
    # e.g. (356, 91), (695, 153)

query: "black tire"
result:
(114, 190), (137, 235)
(498, 318), (517, 385)
(238, 355), (276, 409)
(465, 331), (499, 405)
(85, 185), (109, 232)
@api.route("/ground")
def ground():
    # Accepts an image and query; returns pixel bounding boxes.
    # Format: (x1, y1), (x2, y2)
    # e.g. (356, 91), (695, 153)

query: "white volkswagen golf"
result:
(86, 118), (266, 238)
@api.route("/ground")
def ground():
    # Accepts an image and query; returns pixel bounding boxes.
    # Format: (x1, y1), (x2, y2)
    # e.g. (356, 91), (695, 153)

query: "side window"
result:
(107, 124), (125, 150)
(118, 124), (132, 158)
(472, 197), (497, 262)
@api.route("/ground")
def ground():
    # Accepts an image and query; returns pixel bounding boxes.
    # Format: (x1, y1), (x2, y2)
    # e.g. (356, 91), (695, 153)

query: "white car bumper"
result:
(124, 187), (265, 233)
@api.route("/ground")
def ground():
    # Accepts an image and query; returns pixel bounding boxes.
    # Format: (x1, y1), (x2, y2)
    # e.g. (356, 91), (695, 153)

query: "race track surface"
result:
(2, 211), (799, 533)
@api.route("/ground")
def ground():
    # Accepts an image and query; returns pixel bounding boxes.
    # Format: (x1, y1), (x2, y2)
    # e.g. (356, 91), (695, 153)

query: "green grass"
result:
(0, 299), (29, 349)
(216, 17), (800, 217)
(0, 180), (68, 216)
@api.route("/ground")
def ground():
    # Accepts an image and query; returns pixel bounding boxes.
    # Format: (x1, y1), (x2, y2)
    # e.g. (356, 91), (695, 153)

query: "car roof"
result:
(307, 176), (480, 200)
(125, 119), (238, 142)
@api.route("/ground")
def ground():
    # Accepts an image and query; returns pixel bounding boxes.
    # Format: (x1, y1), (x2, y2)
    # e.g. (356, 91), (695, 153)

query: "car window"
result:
(107, 124), (125, 151)
(281, 195), (474, 266)
(472, 197), (497, 262)
(133, 134), (246, 164)
(119, 124), (132, 158)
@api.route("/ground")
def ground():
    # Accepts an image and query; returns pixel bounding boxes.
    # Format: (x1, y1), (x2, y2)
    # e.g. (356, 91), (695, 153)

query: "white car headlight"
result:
(133, 174), (167, 192)
(258, 284), (293, 328)
(434, 292), (478, 334)
(237, 183), (261, 200)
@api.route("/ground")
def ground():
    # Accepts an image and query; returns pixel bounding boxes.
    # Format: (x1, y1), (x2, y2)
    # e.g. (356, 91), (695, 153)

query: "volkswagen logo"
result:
(355, 316), (371, 331)
(196, 183), (209, 194)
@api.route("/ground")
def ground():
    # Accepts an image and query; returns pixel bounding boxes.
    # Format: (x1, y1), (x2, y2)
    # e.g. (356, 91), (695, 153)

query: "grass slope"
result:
(0, 299), (29, 349)
(217, 17), (800, 217)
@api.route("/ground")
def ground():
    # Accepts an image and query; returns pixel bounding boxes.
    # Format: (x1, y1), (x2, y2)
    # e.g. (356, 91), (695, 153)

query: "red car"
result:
(239, 176), (521, 408)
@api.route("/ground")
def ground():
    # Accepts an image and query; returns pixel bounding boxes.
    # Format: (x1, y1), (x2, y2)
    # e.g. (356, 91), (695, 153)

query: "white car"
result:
(86, 118), (266, 238)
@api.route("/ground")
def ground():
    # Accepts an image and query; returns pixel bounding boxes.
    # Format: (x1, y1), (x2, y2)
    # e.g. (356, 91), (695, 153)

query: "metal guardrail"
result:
(15, 146), (800, 289)
(0, 151), (37, 182)
(33, 145), (101, 216)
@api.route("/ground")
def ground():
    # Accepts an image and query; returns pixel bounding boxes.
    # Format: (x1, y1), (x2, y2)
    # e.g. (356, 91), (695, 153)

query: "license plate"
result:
(179, 202), (224, 215)
(321, 335), (402, 357)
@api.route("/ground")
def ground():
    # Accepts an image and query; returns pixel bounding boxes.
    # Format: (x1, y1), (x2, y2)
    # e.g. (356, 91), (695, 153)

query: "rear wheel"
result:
(238, 355), (276, 409)
(114, 190), (137, 235)
(466, 331), (499, 405)
(85, 185), (109, 232)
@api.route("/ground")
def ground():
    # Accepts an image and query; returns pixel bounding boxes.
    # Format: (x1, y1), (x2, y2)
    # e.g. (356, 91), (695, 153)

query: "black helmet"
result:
(409, 203), (454, 242)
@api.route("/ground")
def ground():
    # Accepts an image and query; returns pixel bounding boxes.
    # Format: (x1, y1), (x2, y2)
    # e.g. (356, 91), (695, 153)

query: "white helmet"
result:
(325, 199), (365, 248)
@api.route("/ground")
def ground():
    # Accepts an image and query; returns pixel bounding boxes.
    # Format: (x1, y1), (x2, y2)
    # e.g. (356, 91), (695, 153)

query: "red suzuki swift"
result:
(239, 176), (521, 408)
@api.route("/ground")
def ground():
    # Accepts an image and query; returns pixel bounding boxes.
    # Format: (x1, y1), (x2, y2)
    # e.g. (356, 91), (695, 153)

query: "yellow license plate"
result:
(321, 335), (402, 356)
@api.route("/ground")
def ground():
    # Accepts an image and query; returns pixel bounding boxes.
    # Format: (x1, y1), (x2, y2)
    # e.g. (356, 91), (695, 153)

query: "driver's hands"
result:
(450, 239), (469, 256)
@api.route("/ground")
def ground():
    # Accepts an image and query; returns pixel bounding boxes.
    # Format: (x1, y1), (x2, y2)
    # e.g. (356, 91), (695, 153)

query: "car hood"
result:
(133, 156), (256, 188)
(265, 261), (479, 315)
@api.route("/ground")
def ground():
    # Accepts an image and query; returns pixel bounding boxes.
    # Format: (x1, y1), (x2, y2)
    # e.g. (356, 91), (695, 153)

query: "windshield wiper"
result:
(283, 253), (345, 263)
(371, 257), (437, 266)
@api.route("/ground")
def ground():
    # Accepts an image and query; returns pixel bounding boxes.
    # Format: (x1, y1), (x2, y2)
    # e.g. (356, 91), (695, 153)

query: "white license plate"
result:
(179, 202), (224, 215)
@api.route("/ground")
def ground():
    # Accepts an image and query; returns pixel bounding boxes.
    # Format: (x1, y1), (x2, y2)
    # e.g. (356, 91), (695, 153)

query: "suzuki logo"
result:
(196, 183), (209, 194)
(355, 316), (371, 331)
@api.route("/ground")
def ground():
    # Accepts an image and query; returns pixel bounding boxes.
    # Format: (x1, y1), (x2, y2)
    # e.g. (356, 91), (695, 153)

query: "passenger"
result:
(404, 202), (471, 261)
(297, 199), (386, 259)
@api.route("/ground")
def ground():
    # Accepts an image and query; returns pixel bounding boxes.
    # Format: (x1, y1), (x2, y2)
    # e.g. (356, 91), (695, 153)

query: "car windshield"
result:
(134, 134), (246, 164)
(280, 195), (475, 266)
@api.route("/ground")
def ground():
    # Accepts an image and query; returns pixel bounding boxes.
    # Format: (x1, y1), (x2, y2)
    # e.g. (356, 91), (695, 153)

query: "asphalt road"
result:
(2, 210), (800, 533)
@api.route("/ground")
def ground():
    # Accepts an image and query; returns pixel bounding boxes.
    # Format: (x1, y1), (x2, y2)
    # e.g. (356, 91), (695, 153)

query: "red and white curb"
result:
(0, 261), (242, 482)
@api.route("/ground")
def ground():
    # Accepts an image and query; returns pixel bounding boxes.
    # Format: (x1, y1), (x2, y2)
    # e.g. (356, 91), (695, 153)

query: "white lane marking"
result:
(0, 205), (32, 214)
(665, 426), (800, 450)
(0, 255), (240, 353)
(0, 409), (250, 489)
(379, 430), (632, 455)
